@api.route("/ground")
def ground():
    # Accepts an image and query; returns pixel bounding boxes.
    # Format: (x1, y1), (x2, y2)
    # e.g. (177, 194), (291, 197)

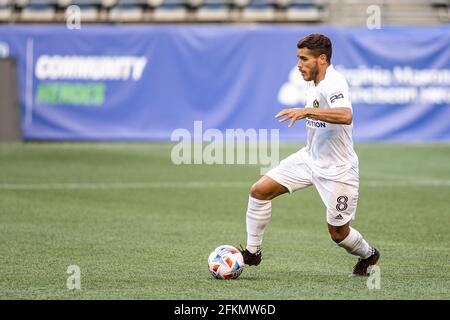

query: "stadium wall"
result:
(0, 24), (449, 142)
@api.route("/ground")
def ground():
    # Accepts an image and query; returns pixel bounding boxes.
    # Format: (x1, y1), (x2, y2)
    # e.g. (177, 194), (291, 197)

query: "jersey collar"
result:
(315, 64), (334, 88)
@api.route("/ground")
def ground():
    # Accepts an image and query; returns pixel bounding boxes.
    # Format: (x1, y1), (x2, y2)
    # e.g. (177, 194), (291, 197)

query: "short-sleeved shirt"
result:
(298, 64), (359, 179)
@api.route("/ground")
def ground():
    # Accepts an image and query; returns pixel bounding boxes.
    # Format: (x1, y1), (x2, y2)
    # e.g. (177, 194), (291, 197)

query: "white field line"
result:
(363, 180), (450, 187)
(0, 180), (449, 190)
(0, 181), (250, 190)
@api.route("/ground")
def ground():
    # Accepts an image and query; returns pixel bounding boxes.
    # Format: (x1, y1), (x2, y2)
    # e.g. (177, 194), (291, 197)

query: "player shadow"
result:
(237, 270), (354, 282)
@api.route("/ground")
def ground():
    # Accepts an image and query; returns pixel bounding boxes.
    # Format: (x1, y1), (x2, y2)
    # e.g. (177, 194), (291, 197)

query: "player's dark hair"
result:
(297, 34), (332, 64)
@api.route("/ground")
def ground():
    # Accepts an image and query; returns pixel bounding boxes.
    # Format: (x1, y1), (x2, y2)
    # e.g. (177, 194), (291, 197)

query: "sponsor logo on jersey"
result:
(313, 99), (319, 108)
(306, 119), (326, 128)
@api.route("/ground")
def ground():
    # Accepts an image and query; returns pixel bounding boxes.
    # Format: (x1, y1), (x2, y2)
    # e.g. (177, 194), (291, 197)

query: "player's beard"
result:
(301, 68), (317, 82)
(300, 63), (319, 82)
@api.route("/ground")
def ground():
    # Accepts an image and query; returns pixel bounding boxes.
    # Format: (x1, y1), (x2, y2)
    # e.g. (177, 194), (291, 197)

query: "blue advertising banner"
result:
(0, 25), (449, 141)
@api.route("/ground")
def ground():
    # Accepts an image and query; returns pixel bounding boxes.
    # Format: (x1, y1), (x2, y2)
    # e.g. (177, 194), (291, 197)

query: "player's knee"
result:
(328, 229), (346, 243)
(330, 234), (344, 243)
(328, 223), (351, 243)
(250, 183), (273, 201)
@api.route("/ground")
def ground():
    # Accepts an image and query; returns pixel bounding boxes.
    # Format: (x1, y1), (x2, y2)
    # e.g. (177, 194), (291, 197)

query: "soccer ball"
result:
(208, 245), (244, 280)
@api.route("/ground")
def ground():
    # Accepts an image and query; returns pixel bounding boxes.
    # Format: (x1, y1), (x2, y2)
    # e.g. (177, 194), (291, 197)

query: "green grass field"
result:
(0, 143), (449, 300)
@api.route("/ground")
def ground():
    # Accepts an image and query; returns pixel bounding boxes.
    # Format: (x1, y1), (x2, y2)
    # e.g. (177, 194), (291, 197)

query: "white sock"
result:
(338, 227), (373, 259)
(246, 196), (272, 253)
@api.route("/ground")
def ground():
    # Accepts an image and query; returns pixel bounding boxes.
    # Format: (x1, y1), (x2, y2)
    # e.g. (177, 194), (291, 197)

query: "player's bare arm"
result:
(275, 107), (352, 128)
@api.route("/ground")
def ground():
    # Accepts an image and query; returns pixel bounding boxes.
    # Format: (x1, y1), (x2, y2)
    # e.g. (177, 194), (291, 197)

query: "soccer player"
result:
(239, 34), (380, 277)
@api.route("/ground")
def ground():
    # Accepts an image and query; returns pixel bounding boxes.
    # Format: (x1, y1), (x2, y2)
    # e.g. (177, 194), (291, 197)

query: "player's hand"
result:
(275, 108), (307, 128)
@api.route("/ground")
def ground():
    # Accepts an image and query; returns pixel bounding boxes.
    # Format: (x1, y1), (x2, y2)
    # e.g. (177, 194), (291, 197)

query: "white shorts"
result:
(265, 152), (359, 226)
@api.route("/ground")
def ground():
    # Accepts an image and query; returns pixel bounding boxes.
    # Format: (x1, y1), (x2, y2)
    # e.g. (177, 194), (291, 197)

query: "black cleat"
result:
(239, 245), (262, 266)
(350, 248), (380, 277)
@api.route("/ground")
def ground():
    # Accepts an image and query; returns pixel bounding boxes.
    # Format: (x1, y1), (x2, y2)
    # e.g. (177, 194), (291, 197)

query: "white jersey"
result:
(298, 64), (359, 180)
